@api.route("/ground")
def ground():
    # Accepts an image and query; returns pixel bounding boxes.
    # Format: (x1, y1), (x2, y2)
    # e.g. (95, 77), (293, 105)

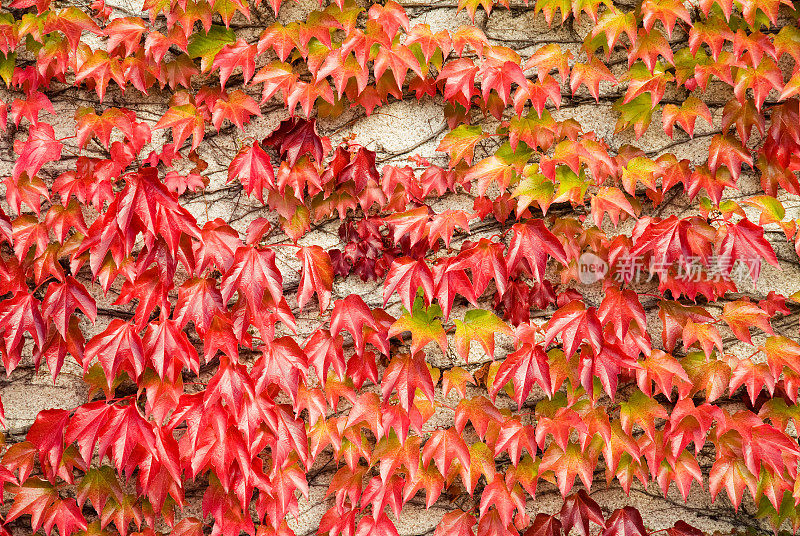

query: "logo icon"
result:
(578, 252), (608, 284)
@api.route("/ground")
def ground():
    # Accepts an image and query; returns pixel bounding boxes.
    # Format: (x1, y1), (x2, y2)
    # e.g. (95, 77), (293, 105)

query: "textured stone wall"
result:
(1, 0), (799, 534)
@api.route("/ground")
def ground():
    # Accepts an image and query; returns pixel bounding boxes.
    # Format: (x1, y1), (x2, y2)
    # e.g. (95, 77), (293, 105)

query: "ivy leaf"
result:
(721, 300), (773, 345)
(613, 94), (656, 139)
(13, 123), (63, 181)
(154, 103), (205, 151)
(492, 342), (552, 404)
(381, 350), (435, 410)
(297, 246), (334, 312)
(388, 300), (448, 357)
(513, 165), (555, 215)
(437, 58), (479, 107)
(187, 26), (236, 73)
(435, 511), (476, 536)
(6, 478), (58, 532)
(708, 133), (752, 182)
(42, 277), (97, 338)
(544, 301), (602, 358)
(601, 507), (646, 536)
(591, 187), (637, 227)
(507, 220), (568, 281)
(453, 309), (512, 361)
(383, 257), (435, 312)
(227, 142), (274, 203)
(451, 238), (509, 297)
(422, 427), (471, 477)
(436, 124), (486, 168)
(661, 96), (712, 138)
(525, 514), (563, 536)
(330, 295), (380, 357)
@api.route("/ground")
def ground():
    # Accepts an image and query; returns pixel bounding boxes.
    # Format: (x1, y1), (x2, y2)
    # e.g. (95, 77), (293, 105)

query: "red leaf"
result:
(13, 123), (63, 181)
(601, 507), (646, 536)
(559, 490), (605, 536)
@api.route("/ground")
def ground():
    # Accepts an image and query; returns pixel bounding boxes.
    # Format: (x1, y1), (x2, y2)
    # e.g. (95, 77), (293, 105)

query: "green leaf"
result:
(188, 25), (236, 72)
(0, 52), (16, 87)
(453, 309), (512, 361)
(495, 141), (534, 166)
(553, 166), (588, 204)
(513, 164), (554, 215)
(436, 124), (486, 167)
(388, 299), (448, 356)
(613, 94), (657, 139)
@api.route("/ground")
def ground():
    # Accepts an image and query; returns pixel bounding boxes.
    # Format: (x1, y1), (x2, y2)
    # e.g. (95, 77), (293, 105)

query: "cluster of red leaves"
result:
(2, 0), (800, 534)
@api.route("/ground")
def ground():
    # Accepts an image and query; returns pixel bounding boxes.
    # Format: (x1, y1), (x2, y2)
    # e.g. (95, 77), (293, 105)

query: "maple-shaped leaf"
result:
(436, 511), (476, 536)
(6, 478), (58, 532)
(389, 300), (447, 357)
(187, 25), (236, 73)
(709, 456), (758, 510)
(708, 133), (752, 182)
(210, 90), (261, 131)
(442, 366), (475, 399)
(597, 287), (646, 342)
(613, 94), (655, 139)
(106, 16), (146, 56)
(601, 507), (646, 536)
(525, 514), (563, 536)
(305, 329), (345, 381)
(142, 319), (200, 380)
(437, 124), (486, 168)
(507, 220), (568, 281)
(13, 123), (63, 181)
(383, 257), (435, 312)
(667, 521), (703, 536)
(451, 238), (509, 297)
(560, 491), (604, 536)
(512, 164), (555, 216)
(453, 309), (512, 361)
(629, 215), (714, 268)
(83, 319), (145, 380)
(544, 301), (602, 357)
(429, 210), (471, 248)
(221, 246), (283, 307)
(661, 96), (712, 138)
(437, 58), (478, 107)
(263, 117), (328, 167)
(492, 342), (552, 404)
(570, 57), (616, 102)
(539, 442), (596, 495)
(42, 277), (97, 337)
(330, 294), (380, 357)
(422, 427), (471, 477)
(0, 292), (46, 366)
(641, 0), (690, 36)
(733, 60), (783, 112)
(227, 142), (274, 203)
(635, 350), (691, 400)
(212, 40), (255, 88)
(721, 300), (773, 345)
(717, 219), (779, 282)
(479, 476), (527, 530)
(762, 335), (800, 379)
(296, 246), (333, 311)
(591, 187), (637, 227)
(154, 103), (204, 151)
(43, 497), (88, 536)
(173, 277), (224, 333)
(381, 350), (434, 411)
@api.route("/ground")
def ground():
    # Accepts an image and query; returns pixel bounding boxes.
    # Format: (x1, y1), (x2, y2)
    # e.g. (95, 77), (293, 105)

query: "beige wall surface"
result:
(1, 0), (799, 535)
